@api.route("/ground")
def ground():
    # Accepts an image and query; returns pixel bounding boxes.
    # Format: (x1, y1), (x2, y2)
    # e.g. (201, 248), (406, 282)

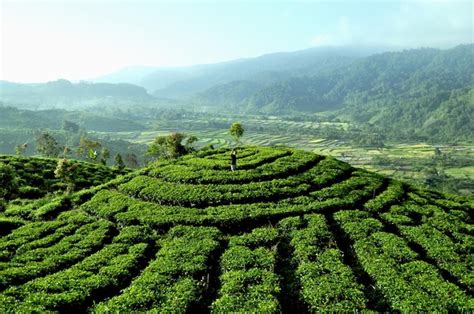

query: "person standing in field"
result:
(230, 150), (237, 171)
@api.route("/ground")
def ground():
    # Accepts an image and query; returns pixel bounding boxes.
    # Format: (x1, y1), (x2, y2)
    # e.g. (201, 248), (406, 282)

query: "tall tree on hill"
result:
(54, 159), (78, 193)
(114, 153), (125, 170)
(36, 132), (62, 158)
(229, 122), (245, 145)
(77, 137), (102, 162)
(100, 148), (110, 166)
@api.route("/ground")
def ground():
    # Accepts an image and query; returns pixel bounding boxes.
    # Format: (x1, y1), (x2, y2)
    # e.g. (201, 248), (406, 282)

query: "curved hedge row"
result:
(0, 146), (472, 312)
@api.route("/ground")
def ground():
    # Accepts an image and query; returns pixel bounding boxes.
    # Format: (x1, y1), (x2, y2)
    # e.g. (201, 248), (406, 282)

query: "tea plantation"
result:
(0, 155), (128, 200)
(0, 147), (472, 312)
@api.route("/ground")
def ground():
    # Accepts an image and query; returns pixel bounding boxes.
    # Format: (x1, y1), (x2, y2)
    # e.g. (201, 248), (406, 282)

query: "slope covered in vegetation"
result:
(197, 45), (474, 142)
(0, 155), (128, 200)
(0, 147), (472, 312)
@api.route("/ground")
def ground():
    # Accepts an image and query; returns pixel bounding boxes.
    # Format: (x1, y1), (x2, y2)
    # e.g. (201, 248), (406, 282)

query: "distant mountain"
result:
(152, 47), (377, 98)
(0, 79), (154, 109)
(196, 44), (473, 113)
(93, 65), (160, 85)
(95, 46), (383, 97)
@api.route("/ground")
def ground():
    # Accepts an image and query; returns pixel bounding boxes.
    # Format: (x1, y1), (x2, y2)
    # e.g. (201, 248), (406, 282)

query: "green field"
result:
(0, 147), (472, 312)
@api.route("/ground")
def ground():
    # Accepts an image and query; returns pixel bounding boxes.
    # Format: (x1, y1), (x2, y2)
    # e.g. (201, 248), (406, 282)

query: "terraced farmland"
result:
(0, 155), (128, 200)
(0, 147), (473, 312)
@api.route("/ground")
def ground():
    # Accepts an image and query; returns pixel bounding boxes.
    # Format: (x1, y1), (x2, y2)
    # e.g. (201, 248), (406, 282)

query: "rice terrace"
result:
(0, 146), (472, 312)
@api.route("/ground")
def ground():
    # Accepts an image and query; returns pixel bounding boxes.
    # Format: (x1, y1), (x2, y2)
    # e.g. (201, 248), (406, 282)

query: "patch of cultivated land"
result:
(0, 146), (473, 312)
(94, 128), (474, 194)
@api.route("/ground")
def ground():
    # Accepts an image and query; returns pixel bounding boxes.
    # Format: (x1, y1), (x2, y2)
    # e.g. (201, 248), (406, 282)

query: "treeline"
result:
(0, 126), (146, 169)
(0, 105), (145, 132)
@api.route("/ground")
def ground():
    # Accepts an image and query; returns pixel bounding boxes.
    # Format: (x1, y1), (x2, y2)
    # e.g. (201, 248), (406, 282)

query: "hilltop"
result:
(0, 146), (472, 312)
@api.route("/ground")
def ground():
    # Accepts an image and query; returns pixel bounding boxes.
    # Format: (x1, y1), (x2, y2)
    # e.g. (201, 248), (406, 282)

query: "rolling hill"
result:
(0, 146), (472, 312)
(0, 106), (145, 132)
(0, 79), (154, 109)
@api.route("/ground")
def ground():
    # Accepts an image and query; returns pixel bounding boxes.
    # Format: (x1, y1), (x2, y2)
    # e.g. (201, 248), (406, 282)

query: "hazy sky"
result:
(1, 0), (472, 82)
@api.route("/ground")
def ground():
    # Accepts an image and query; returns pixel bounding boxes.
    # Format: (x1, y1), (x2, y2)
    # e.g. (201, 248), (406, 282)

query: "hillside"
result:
(198, 45), (473, 113)
(0, 146), (472, 312)
(0, 155), (128, 201)
(196, 45), (473, 141)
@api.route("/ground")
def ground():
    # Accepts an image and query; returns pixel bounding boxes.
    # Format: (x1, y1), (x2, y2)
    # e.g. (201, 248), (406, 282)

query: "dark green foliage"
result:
(94, 226), (221, 312)
(147, 132), (198, 160)
(212, 227), (280, 313)
(0, 162), (19, 200)
(114, 153), (125, 170)
(229, 122), (245, 143)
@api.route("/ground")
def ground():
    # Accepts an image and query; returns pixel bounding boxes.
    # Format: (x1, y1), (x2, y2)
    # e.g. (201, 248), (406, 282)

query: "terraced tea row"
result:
(0, 155), (127, 200)
(0, 146), (472, 312)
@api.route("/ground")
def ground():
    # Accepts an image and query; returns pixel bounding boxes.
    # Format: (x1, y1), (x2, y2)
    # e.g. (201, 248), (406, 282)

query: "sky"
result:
(1, 0), (473, 83)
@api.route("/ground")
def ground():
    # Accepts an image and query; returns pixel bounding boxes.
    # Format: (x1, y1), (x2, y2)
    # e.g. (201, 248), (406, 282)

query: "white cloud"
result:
(310, 1), (472, 48)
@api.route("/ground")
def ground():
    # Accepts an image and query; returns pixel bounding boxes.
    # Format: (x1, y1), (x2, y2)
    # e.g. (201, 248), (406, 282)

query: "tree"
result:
(167, 133), (188, 158)
(15, 143), (28, 156)
(77, 137), (101, 162)
(114, 153), (125, 170)
(54, 159), (78, 193)
(147, 136), (167, 159)
(100, 148), (110, 166)
(36, 132), (61, 157)
(229, 122), (245, 144)
(147, 133), (198, 160)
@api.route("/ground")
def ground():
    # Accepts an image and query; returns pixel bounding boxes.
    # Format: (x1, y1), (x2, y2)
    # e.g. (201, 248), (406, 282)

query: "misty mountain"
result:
(154, 48), (366, 98)
(196, 44), (473, 113)
(93, 65), (160, 85)
(96, 46), (383, 97)
(0, 79), (153, 109)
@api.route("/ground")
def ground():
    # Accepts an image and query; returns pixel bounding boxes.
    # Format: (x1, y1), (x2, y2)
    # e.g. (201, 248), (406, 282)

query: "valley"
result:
(91, 112), (474, 196)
